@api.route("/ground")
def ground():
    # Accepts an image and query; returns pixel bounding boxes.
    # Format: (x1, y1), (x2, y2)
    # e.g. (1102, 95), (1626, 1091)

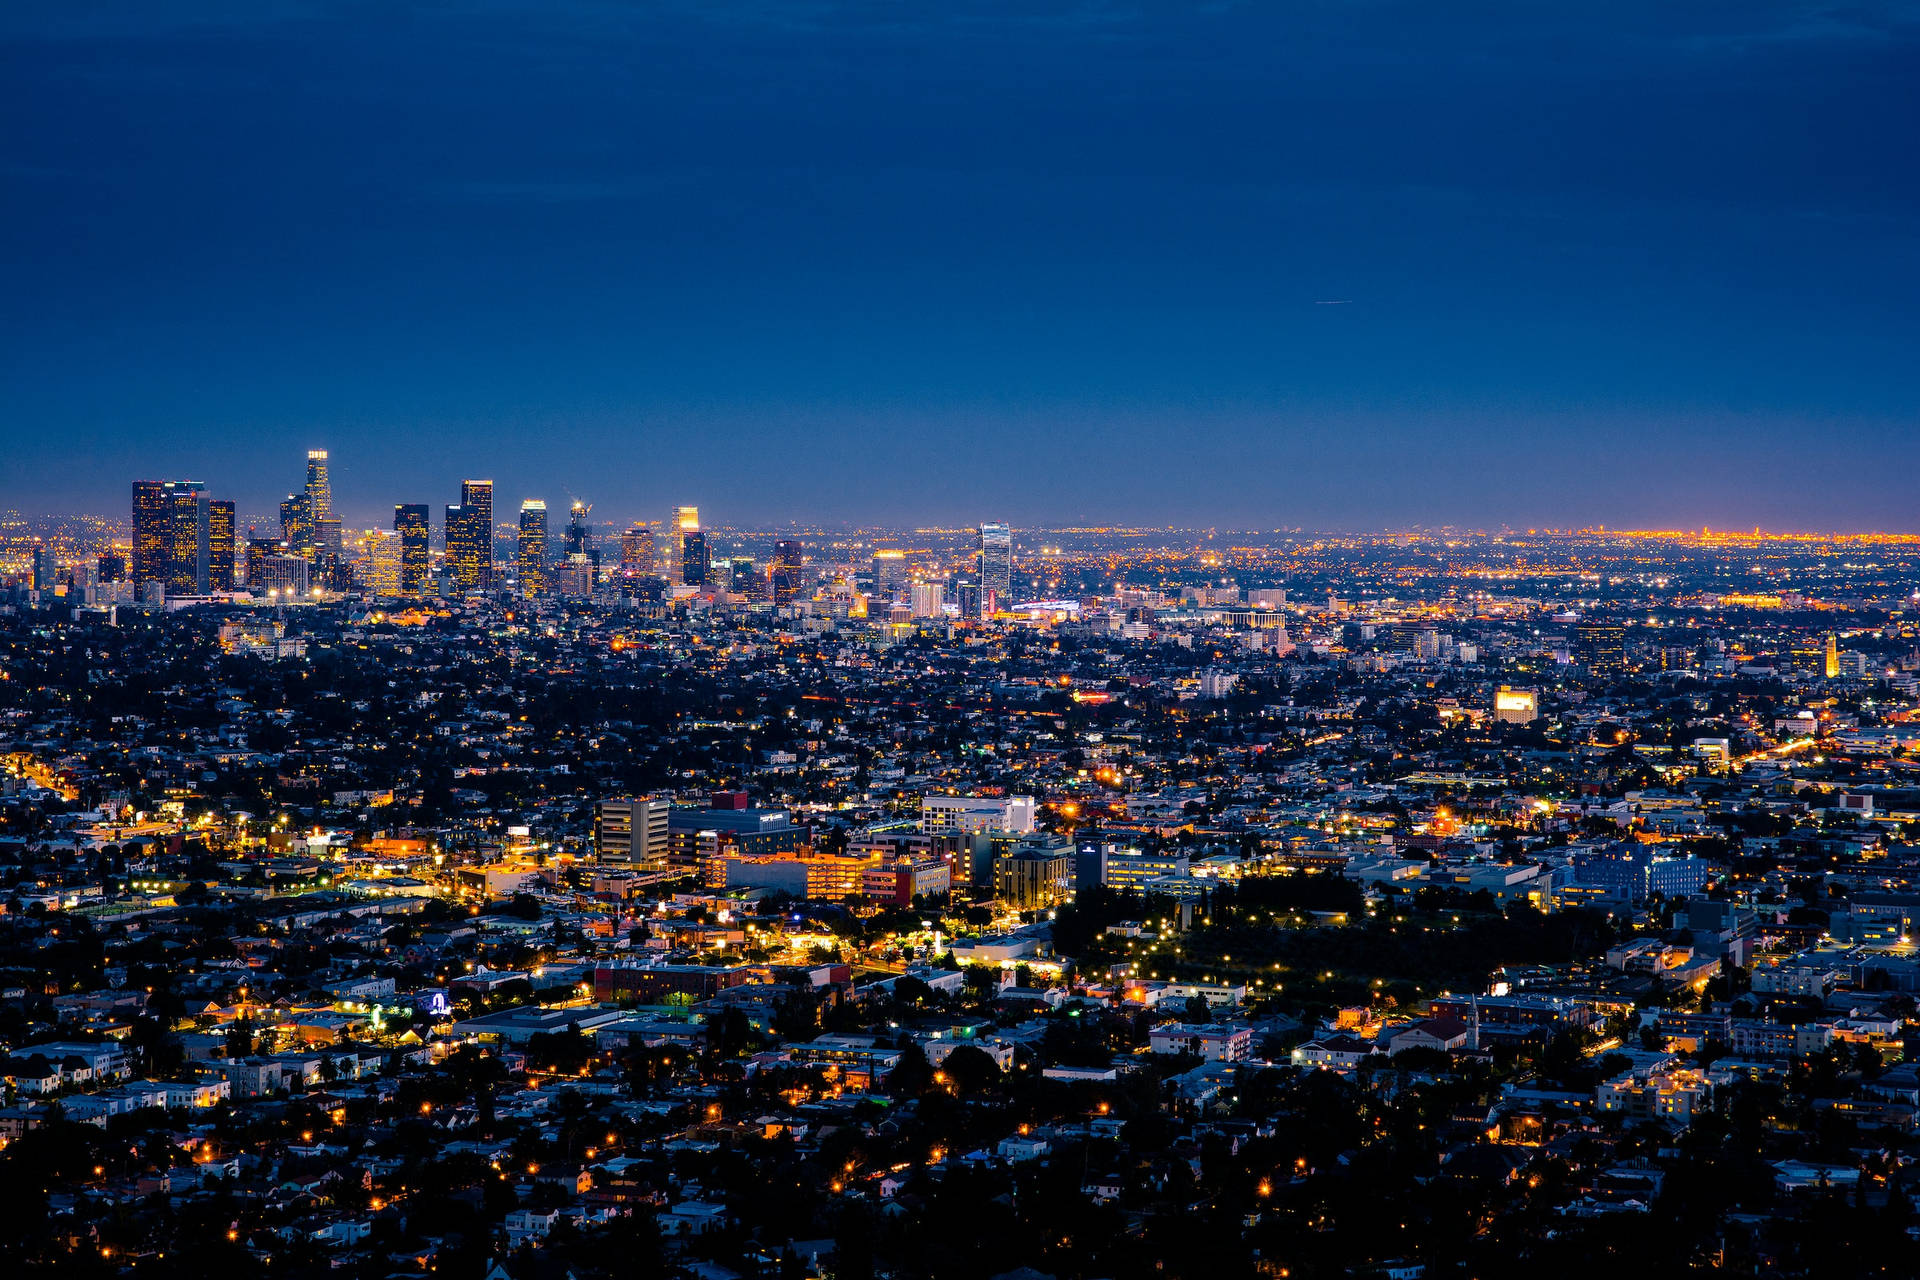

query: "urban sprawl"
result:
(5, 453), (1920, 1278)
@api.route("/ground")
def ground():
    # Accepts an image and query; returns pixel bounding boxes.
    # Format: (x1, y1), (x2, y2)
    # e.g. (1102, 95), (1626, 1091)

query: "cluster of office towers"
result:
(132, 451), (1012, 610)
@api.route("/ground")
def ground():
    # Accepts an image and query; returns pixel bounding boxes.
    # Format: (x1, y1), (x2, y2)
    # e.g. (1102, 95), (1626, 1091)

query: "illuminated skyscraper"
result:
(1578, 620), (1627, 675)
(304, 450), (332, 522)
(871, 549), (907, 600)
(446, 480), (494, 591)
(978, 522), (1012, 615)
(771, 539), (804, 604)
(681, 530), (710, 587)
(29, 541), (54, 592)
(131, 481), (172, 593)
(730, 556), (766, 600)
(394, 504), (430, 596)
(1825, 633), (1840, 680)
(620, 524), (656, 577)
(208, 500), (236, 592)
(670, 506), (699, 584)
(564, 500), (592, 559)
(280, 493), (312, 551)
(518, 500), (549, 595)
(350, 528), (402, 596)
(166, 481), (209, 595)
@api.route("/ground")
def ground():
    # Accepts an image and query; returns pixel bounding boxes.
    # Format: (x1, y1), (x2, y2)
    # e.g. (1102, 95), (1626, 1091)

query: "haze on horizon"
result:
(4, 1), (1917, 531)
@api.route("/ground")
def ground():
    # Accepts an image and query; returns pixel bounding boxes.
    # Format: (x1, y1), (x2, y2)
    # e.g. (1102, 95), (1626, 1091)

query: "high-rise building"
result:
(304, 450), (332, 523)
(978, 522), (1012, 615)
(730, 556), (765, 601)
(253, 552), (310, 597)
(595, 797), (672, 872)
(564, 500), (592, 559)
(394, 504), (430, 596)
(353, 528), (403, 596)
(871, 549), (907, 600)
(953, 580), (981, 620)
(670, 506), (699, 584)
(517, 500), (548, 594)
(771, 539), (804, 604)
(1825, 633), (1840, 680)
(1494, 686), (1539, 725)
(208, 500), (236, 592)
(29, 541), (54, 592)
(243, 537), (280, 590)
(681, 529), (710, 588)
(620, 524), (655, 578)
(280, 493), (312, 551)
(131, 481), (172, 593)
(910, 582), (945, 618)
(166, 481), (209, 596)
(446, 479), (494, 591)
(1578, 620), (1627, 675)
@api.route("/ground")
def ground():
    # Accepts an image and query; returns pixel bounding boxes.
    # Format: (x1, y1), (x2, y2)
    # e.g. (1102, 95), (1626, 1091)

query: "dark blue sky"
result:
(4, 1), (1917, 529)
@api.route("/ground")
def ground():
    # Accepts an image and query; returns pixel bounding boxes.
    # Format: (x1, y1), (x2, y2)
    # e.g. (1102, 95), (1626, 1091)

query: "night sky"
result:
(4, 2), (1917, 530)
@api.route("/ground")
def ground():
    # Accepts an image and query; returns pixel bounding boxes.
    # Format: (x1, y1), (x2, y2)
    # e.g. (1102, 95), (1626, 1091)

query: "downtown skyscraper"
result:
(771, 539), (805, 605)
(445, 479), (494, 592)
(978, 522), (1012, 616)
(394, 503), (430, 597)
(305, 450), (331, 522)
(131, 479), (230, 598)
(518, 499), (548, 595)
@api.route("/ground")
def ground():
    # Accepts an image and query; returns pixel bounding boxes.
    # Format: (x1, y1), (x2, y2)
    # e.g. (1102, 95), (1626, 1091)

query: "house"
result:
(661, 1201), (729, 1236)
(1290, 1034), (1374, 1071)
(995, 1135), (1052, 1162)
(1384, 1017), (1471, 1056)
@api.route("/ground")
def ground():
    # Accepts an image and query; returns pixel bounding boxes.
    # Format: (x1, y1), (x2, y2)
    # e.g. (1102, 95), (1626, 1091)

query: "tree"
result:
(939, 1044), (1001, 1098)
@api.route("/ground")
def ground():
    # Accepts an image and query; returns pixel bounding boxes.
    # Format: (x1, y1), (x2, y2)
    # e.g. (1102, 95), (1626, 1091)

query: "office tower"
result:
(446, 479), (494, 591)
(619, 524), (655, 577)
(730, 556), (765, 600)
(243, 537), (280, 590)
(681, 529), (710, 587)
(517, 500), (548, 595)
(1578, 620), (1626, 674)
(313, 518), (343, 560)
(670, 505), (699, 584)
(131, 481), (172, 593)
(978, 522), (1012, 615)
(953, 580), (981, 620)
(464, 480), (496, 588)
(393, 504), (430, 596)
(911, 582), (945, 618)
(254, 552), (310, 597)
(304, 450), (332, 523)
(444, 505), (480, 591)
(1494, 687), (1539, 725)
(207, 500), (236, 592)
(564, 500), (592, 559)
(280, 493), (312, 551)
(595, 796), (672, 871)
(771, 539), (804, 604)
(97, 553), (127, 585)
(165, 481), (209, 595)
(29, 541), (54, 592)
(351, 528), (402, 596)
(871, 548), (907, 600)
(1825, 634), (1840, 680)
